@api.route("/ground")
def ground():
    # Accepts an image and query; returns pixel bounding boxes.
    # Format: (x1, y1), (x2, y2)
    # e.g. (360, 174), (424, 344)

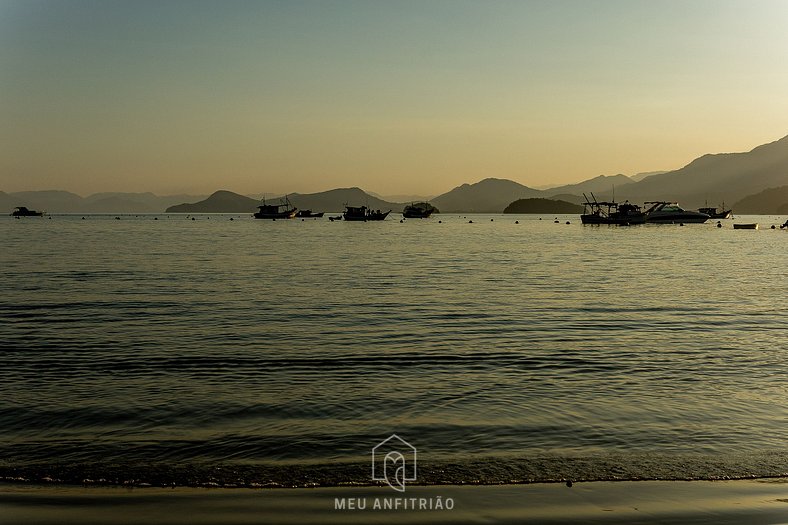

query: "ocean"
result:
(1, 213), (786, 487)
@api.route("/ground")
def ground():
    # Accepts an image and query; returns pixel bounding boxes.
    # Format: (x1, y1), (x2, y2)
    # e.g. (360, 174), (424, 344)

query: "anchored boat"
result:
(698, 202), (732, 219)
(10, 206), (43, 217)
(343, 205), (390, 221)
(253, 196), (297, 220)
(402, 202), (438, 218)
(644, 202), (709, 223)
(580, 194), (646, 225)
(295, 210), (324, 218)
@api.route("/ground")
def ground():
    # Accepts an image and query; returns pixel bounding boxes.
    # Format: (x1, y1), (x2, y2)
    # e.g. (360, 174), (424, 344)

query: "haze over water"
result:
(1, 214), (787, 485)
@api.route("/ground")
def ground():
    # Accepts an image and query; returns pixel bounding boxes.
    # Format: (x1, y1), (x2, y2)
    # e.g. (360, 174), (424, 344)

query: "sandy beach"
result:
(2, 479), (788, 524)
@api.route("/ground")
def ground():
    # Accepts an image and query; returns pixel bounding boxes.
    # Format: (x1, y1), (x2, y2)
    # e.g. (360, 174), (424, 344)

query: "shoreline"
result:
(2, 479), (788, 524)
(2, 474), (788, 490)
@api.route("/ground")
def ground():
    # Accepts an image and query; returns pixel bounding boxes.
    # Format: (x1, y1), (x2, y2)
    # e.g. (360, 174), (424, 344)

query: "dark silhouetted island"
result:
(503, 198), (583, 214)
(166, 190), (259, 213)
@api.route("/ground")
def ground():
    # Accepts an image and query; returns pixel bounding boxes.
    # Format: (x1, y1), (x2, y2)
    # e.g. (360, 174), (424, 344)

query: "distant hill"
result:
(731, 186), (788, 214)
(288, 188), (398, 213)
(630, 171), (667, 182)
(4, 190), (85, 213)
(503, 198), (583, 214)
(163, 187), (398, 214)
(367, 191), (434, 203)
(165, 190), (259, 213)
(547, 193), (586, 205)
(7, 135), (788, 214)
(546, 174), (634, 199)
(431, 178), (542, 213)
(2, 190), (208, 213)
(83, 192), (206, 213)
(623, 135), (788, 208)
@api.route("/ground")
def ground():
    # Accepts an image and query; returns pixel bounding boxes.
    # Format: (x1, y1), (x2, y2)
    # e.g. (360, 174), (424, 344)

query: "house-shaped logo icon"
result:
(371, 434), (417, 492)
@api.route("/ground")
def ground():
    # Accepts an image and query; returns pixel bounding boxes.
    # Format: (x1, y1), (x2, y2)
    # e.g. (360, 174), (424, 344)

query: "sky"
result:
(1, 0), (788, 197)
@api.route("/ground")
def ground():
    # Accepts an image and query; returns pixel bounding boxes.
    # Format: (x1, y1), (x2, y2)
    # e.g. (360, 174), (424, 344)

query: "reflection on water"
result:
(1, 214), (786, 483)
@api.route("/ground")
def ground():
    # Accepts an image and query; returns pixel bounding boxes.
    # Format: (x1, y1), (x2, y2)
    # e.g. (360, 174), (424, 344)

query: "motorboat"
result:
(644, 202), (709, 223)
(295, 210), (324, 218)
(11, 206), (43, 217)
(343, 206), (390, 221)
(402, 202), (437, 218)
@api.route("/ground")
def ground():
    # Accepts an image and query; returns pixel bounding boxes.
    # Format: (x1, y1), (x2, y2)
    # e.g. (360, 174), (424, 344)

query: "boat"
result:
(342, 205), (390, 221)
(733, 223), (758, 230)
(253, 196), (297, 219)
(698, 202), (732, 219)
(402, 202), (438, 218)
(781, 220), (788, 229)
(644, 202), (709, 223)
(580, 194), (646, 225)
(10, 206), (43, 217)
(328, 215), (343, 222)
(295, 210), (324, 218)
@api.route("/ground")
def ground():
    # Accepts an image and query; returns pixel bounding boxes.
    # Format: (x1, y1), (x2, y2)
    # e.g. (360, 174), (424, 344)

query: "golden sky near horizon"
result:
(1, 0), (788, 197)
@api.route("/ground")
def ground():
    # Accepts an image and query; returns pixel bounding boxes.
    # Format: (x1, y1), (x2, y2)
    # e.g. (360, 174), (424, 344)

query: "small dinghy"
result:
(733, 223), (758, 230)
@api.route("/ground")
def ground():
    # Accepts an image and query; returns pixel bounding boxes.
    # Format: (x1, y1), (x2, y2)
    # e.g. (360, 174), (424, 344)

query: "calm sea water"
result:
(1, 213), (787, 486)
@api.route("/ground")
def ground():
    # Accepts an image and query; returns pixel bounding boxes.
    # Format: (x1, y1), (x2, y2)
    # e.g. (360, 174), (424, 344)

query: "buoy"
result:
(399, 219), (403, 223)
(229, 218), (233, 221)
(81, 217), (85, 220)
(566, 480), (573, 488)
(438, 220), (442, 223)
(717, 223), (722, 228)
(302, 219), (305, 221)
(468, 220), (473, 223)
(554, 220), (559, 223)
(539, 218), (542, 220)
(771, 225), (776, 229)
(490, 218), (494, 222)
(679, 223), (684, 226)
(191, 217), (195, 221)
(515, 220), (519, 224)
(154, 217), (158, 220)
(566, 221), (570, 224)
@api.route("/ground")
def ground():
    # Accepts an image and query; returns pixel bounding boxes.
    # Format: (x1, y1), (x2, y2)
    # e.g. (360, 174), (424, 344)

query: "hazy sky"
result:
(2, 0), (788, 196)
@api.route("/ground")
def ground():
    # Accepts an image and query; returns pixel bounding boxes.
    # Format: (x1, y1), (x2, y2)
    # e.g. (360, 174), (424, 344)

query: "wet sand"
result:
(2, 479), (788, 524)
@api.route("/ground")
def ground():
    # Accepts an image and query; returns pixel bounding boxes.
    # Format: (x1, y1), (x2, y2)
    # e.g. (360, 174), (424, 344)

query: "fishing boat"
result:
(253, 196), (297, 219)
(343, 205), (390, 221)
(402, 202), (438, 218)
(644, 202), (709, 223)
(733, 223), (758, 230)
(10, 206), (43, 217)
(698, 202), (732, 219)
(295, 210), (324, 218)
(580, 194), (646, 225)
